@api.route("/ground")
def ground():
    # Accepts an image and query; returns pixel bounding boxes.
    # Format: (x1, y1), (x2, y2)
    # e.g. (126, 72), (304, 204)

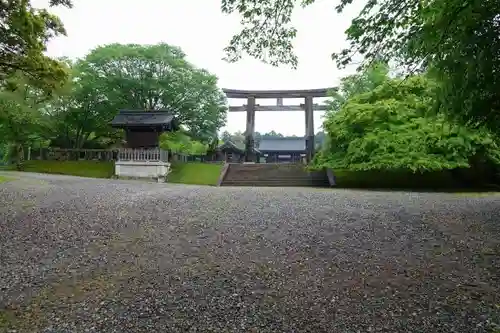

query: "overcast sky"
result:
(37, 0), (362, 136)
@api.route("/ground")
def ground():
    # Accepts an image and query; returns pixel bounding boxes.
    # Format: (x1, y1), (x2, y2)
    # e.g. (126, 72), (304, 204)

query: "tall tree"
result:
(77, 43), (227, 142)
(315, 131), (326, 149)
(0, 0), (72, 92)
(327, 61), (390, 113)
(220, 0), (500, 129)
(0, 75), (54, 168)
(48, 60), (119, 148)
(229, 131), (245, 148)
(315, 74), (500, 172)
(221, 130), (232, 142)
(160, 131), (208, 155)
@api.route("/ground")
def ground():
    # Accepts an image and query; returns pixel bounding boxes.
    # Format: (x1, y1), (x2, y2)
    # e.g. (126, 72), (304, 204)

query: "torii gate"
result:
(223, 88), (332, 163)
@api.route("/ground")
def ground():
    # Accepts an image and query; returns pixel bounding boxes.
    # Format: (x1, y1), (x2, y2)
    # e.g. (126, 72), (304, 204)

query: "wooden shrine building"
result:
(258, 137), (306, 163)
(110, 110), (180, 149)
(216, 141), (245, 162)
(209, 141), (262, 163)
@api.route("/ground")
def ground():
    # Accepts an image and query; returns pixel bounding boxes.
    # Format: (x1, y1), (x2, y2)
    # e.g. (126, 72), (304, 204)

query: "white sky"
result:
(39, 0), (363, 136)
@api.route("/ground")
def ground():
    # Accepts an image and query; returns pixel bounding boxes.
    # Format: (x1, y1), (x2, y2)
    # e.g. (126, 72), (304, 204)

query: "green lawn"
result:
(0, 175), (12, 183)
(167, 162), (223, 186)
(18, 160), (115, 178)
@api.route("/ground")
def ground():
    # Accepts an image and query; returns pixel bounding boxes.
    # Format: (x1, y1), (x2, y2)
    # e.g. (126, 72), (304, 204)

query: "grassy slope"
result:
(19, 161), (115, 178)
(167, 163), (223, 186)
(0, 175), (11, 183)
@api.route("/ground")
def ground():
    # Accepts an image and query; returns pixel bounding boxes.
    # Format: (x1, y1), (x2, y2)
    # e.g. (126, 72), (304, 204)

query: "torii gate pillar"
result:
(304, 96), (315, 162)
(244, 96), (256, 162)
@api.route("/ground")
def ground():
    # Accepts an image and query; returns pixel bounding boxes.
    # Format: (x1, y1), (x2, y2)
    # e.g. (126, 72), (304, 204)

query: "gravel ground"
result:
(0, 172), (499, 333)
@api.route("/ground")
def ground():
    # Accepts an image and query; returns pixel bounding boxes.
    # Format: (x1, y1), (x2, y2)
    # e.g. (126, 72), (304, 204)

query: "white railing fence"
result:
(118, 148), (169, 162)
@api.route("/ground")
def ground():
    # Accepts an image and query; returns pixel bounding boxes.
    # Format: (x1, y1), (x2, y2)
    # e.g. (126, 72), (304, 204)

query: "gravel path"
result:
(1, 172), (499, 332)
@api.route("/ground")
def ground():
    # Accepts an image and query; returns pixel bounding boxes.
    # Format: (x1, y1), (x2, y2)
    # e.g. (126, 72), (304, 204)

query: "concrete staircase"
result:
(220, 163), (331, 187)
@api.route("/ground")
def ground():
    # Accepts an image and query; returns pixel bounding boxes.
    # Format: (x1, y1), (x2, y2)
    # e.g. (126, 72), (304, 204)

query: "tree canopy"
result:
(327, 61), (390, 113)
(74, 43), (227, 142)
(0, 0), (72, 92)
(221, 0), (500, 129)
(45, 43), (227, 149)
(315, 73), (500, 172)
(0, 74), (55, 166)
(0, 0), (73, 166)
(160, 131), (208, 156)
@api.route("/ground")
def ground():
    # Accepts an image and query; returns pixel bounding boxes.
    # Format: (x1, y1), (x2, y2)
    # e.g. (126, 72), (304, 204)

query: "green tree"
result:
(160, 131), (208, 155)
(221, 130), (232, 142)
(0, 76), (54, 168)
(48, 61), (120, 148)
(229, 131), (245, 148)
(190, 141), (208, 155)
(261, 130), (284, 138)
(0, 0), (72, 92)
(327, 62), (390, 113)
(221, 0), (500, 129)
(78, 43), (227, 142)
(315, 75), (500, 172)
(333, 0), (500, 129)
(315, 131), (326, 149)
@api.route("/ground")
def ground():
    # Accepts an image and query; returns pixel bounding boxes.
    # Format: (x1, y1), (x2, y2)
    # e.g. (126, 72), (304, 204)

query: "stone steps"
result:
(221, 180), (329, 187)
(220, 163), (331, 187)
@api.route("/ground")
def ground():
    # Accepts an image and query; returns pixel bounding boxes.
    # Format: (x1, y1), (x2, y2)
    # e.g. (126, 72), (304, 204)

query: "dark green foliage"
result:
(336, 0), (500, 130)
(315, 74), (500, 173)
(0, 76), (56, 168)
(0, 0), (72, 92)
(330, 169), (500, 191)
(75, 43), (227, 143)
(332, 169), (458, 190)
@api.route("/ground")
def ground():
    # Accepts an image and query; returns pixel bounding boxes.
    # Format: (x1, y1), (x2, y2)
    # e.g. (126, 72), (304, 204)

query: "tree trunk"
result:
(16, 144), (25, 171)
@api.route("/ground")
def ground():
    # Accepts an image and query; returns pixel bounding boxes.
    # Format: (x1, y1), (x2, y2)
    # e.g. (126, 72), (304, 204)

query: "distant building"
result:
(214, 141), (245, 163)
(258, 137), (306, 163)
(206, 141), (262, 163)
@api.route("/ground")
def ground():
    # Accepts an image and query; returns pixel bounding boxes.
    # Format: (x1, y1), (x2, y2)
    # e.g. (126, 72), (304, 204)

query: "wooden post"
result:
(27, 147), (31, 161)
(245, 96), (256, 162)
(304, 96), (315, 163)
